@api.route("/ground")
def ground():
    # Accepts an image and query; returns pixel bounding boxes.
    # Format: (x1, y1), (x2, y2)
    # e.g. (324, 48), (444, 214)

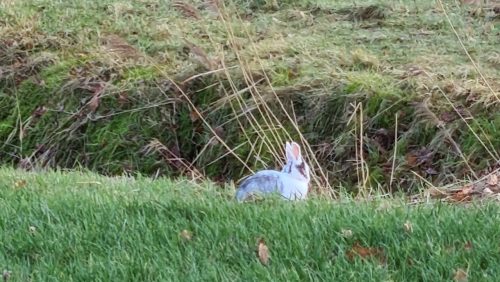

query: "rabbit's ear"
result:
(286, 141), (302, 161)
(290, 142), (302, 160)
(285, 141), (293, 161)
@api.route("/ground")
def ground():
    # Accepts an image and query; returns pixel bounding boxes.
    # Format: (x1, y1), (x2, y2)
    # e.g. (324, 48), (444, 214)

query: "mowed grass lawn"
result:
(1, 168), (500, 281)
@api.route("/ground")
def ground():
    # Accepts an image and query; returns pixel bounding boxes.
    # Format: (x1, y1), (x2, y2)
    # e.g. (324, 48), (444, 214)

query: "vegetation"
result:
(2, 168), (500, 281)
(2, 2), (499, 280)
(1, 0), (499, 195)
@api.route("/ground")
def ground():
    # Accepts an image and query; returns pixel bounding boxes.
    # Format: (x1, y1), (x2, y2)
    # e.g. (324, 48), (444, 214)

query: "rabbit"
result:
(235, 141), (310, 202)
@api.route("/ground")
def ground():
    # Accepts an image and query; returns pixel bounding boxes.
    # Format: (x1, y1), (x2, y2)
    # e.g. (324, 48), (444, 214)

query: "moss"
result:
(270, 64), (295, 87)
(85, 119), (136, 173)
(38, 59), (76, 88)
(367, 165), (385, 188)
(0, 57), (78, 149)
(121, 66), (159, 81)
(0, 93), (15, 128)
(461, 116), (500, 167)
(16, 82), (49, 116)
(0, 83), (49, 153)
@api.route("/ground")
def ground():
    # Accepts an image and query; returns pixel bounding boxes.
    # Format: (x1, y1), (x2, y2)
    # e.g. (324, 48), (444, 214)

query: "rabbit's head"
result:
(281, 141), (310, 183)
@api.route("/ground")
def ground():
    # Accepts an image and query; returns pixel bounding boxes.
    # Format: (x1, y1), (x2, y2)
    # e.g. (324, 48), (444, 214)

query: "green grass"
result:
(1, 0), (499, 192)
(2, 167), (500, 281)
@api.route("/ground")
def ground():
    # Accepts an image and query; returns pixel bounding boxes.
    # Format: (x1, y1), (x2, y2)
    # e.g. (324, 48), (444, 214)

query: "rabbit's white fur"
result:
(235, 141), (310, 202)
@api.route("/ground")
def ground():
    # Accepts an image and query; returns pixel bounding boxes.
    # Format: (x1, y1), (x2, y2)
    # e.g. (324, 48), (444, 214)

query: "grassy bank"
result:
(1, 0), (499, 194)
(1, 167), (500, 281)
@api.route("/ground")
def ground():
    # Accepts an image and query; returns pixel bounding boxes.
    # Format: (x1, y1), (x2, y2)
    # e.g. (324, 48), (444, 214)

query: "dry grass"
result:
(0, 0), (499, 197)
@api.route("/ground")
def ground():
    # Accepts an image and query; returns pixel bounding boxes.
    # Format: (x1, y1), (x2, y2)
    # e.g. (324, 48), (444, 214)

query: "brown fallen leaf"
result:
(405, 153), (418, 167)
(345, 241), (385, 264)
(257, 238), (269, 265)
(461, 186), (473, 194)
(88, 95), (100, 113)
(87, 83), (106, 113)
(487, 174), (498, 186)
(453, 268), (468, 282)
(189, 110), (200, 122)
(451, 186), (473, 202)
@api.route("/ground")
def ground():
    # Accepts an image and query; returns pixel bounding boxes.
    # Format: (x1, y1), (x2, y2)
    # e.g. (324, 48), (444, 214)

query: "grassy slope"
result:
(2, 168), (500, 281)
(1, 0), (499, 191)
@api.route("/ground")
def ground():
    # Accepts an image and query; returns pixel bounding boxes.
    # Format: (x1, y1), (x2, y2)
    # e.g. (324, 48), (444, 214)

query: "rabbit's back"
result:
(236, 170), (283, 201)
(235, 170), (308, 201)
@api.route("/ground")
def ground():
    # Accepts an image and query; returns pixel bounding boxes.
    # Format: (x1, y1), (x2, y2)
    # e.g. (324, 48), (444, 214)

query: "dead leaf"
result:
(14, 179), (27, 188)
(257, 238), (269, 265)
(487, 174), (498, 186)
(405, 153), (418, 167)
(404, 221), (413, 233)
(464, 241), (473, 251)
(345, 241), (385, 264)
(453, 268), (468, 282)
(461, 186), (473, 194)
(173, 1), (201, 19)
(88, 95), (100, 113)
(88, 83), (105, 113)
(451, 186), (473, 202)
(484, 187), (494, 195)
(32, 106), (47, 118)
(101, 34), (141, 60)
(427, 187), (448, 199)
(341, 229), (353, 238)
(415, 147), (434, 166)
(189, 110), (200, 122)
(180, 229), (192, 241)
